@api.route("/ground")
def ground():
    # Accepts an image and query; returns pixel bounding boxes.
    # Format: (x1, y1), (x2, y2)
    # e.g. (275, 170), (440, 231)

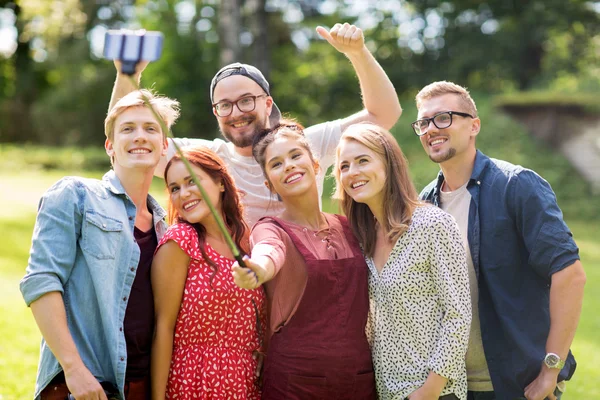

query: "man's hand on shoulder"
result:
(316, 22), (366, 57)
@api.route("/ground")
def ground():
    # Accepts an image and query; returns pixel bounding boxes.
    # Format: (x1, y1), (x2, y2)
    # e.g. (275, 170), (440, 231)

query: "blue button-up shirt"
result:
(20, 170), (167, 399)
(420, 150), (579, 399)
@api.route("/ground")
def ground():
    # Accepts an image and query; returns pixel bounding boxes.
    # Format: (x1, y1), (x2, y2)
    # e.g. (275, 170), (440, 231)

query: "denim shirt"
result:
(20, 170), (167, 399)
(420, 150), (579, 399)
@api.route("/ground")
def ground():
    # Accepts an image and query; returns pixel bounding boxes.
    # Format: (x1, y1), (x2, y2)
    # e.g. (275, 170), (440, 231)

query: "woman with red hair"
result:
(151, 147), (264, 399)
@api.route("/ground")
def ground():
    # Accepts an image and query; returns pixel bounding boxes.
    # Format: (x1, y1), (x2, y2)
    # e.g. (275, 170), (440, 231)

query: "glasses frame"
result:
(411, 111), (474, 137)
(212, 94), (268, 117)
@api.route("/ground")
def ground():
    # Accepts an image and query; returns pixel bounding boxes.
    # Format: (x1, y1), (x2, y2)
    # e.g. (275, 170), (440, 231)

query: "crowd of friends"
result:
(20, 22), (585, 400)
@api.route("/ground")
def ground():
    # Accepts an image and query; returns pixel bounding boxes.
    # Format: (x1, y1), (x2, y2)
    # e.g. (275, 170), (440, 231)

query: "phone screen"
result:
(103, 30), (163, 62)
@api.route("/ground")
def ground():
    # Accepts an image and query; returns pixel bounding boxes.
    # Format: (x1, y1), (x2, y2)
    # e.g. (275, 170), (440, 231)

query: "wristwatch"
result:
(544, 353), (565, 369)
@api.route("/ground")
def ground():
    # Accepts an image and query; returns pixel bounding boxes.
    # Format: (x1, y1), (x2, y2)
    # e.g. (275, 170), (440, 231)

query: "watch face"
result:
(546, 354), (560, 367)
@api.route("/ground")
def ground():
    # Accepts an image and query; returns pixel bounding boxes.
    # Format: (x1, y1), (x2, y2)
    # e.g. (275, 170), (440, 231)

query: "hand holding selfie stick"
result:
(105, 29), (262, 344)
(105, 29), (248, 267)
(127, 76), (263, 344)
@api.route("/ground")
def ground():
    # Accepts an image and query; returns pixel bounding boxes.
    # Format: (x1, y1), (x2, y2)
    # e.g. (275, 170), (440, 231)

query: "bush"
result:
(0, 144), (111, 173)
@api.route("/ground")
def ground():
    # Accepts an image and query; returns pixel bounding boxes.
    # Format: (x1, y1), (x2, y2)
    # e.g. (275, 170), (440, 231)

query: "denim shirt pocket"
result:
(82, 211), (124, 260)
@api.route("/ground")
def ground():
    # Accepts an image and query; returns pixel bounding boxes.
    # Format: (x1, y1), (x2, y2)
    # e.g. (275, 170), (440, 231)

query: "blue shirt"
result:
(20, 170), (167, 399)
(420, 150), (579, 399)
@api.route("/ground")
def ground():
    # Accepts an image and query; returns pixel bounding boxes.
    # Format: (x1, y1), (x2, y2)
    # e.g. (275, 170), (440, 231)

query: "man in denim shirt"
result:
(20, 90), (180, 399)
(414, 82), (586, 400)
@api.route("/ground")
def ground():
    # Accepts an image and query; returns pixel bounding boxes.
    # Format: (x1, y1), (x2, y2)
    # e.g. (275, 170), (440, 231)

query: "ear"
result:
(105, 138), (114, 157)
(313, 160), (321, 175)
(220, 181), (225, 192)
(470, 117), (481, 139)
(212, 106), (219, 118)
(162, 137), (169, 156)
(264, 179), (274, 193)
(265, 96), (274, 117)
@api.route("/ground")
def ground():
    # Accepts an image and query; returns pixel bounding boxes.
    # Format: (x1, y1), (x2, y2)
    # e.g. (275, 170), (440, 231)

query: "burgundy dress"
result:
(258, 215), (376, 400)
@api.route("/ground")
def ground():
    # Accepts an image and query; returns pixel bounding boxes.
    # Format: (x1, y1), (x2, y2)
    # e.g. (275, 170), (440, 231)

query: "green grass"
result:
(1, 92), (599, 397)
(1, 174), (598, 398)
(0, 170), (167, 398)
(567, 221), (600, 398)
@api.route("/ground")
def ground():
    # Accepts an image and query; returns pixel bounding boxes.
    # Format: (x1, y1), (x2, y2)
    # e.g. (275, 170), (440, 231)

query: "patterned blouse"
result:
(366, 205), (471, 400)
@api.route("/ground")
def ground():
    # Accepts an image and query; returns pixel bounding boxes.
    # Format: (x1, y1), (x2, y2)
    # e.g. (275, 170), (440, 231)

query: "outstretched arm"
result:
(316, 23), (402, 131)
(232, 222), (287, 290)
(108, 60), (149, 112)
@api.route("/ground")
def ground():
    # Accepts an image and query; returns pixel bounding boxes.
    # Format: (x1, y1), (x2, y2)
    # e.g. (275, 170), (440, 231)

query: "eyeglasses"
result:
(212, 94), (267, 117)
(411, 111), (474, 136)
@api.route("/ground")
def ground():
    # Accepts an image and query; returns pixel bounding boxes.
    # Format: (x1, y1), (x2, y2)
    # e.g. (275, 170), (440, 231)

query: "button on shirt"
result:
(20, 170), (167, 399)
(366, 206), (471, 400)
(419, 150), (580, 400)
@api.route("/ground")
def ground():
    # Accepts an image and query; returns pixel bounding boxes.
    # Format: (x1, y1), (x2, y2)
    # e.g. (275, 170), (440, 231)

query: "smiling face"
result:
(337, 139), (387, 210)
(263, 136), (318, 201)
(417, 93), (480, 165)
(105, 105), (167, 172)
(212, 75), (273, 149)
(166, 161), (224, 225)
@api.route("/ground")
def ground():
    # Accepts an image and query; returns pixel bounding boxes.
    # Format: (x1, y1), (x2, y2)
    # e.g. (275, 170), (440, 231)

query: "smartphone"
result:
(103, 30), (163, 62)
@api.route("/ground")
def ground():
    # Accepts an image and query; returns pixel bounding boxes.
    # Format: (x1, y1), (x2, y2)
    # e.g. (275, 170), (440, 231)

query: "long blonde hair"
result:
(334, 123), (420, 257)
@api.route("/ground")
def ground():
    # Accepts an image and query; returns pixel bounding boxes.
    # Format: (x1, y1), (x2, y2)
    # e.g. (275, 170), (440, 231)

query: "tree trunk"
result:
(0, 2), (36, 143)
(246, 0), (270, 78)
(219, 0), (242, 66)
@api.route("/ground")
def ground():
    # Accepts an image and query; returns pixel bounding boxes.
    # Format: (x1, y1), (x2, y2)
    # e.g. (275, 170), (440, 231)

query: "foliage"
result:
(1, 0), (599, 146)
(0, 143), (111, 171)
(405, 0), (600, 90)
(493, 92), (600, 114)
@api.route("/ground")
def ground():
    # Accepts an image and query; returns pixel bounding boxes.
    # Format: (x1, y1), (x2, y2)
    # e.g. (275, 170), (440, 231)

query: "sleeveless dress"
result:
(259, 215), (376, 400)
(157, 223), (265, 400)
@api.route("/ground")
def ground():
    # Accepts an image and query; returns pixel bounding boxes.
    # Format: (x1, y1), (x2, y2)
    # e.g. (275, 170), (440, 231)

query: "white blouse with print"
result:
(366, 205), (471, 400)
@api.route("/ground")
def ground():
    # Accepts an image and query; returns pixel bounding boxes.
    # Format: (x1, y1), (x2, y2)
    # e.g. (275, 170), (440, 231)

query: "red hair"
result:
(164, 148), (249, 276)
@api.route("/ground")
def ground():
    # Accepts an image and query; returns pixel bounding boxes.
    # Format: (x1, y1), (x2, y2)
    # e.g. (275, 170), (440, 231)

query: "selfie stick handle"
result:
(129, 76), (260, 339)
(120, 61), (137, 76)
(126, 76), (245, 265)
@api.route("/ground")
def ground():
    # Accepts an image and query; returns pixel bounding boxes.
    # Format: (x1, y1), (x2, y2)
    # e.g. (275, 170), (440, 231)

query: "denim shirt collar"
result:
(103, 169), (127, 196)
(102, 170), (167, 233)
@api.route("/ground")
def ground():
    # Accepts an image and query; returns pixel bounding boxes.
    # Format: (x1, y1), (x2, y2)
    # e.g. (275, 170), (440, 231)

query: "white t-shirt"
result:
(440, 182), (493, 392)
(168, 120), (343, 226)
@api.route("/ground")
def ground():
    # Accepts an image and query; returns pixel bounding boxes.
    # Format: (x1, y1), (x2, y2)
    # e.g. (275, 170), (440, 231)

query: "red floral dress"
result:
(157, 223), (265, 400)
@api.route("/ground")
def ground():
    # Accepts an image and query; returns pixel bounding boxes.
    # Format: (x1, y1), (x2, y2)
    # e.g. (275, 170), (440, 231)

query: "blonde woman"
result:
(335, 123), (471, 400)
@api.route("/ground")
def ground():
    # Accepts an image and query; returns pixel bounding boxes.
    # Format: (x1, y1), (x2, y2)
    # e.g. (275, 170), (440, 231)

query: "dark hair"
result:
(251, 119), (313, 181)
(164, 148), (249, 282)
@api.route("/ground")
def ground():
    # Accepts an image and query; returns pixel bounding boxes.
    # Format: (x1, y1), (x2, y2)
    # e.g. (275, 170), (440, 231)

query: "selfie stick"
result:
(127, 73), (263, 342)
(127, 76), (245, 265)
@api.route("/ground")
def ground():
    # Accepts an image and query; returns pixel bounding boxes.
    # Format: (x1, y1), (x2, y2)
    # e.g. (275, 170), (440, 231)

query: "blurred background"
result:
(0, 0), (599, 397)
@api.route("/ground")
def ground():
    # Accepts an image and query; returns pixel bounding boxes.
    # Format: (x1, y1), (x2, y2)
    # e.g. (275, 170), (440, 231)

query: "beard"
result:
(429, 147), (456, 164)
(220, 115), (267, 149)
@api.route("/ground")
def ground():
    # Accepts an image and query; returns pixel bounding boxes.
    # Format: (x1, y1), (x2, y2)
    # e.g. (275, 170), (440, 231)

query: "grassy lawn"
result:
(0, 171), (598, 398)
(0, 170), (167, 398)
(1, 90), (599, 398)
